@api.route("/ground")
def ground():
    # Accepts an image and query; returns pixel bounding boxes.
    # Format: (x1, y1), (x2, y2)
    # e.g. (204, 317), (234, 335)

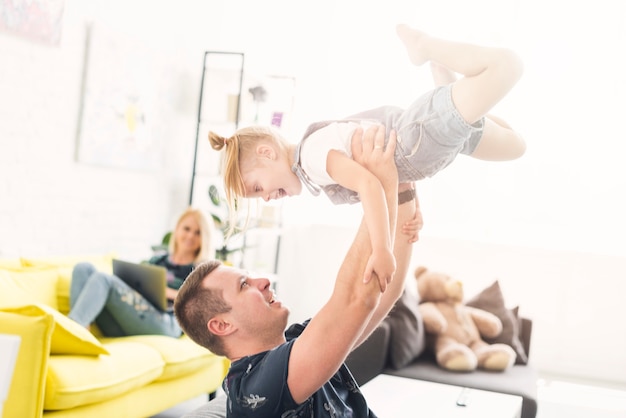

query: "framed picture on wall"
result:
(0, 0), (65, 46)
(75, 23), (164, 171)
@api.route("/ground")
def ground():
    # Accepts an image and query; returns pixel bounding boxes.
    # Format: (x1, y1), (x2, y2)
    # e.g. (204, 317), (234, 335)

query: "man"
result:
(175, 125), (419, 417)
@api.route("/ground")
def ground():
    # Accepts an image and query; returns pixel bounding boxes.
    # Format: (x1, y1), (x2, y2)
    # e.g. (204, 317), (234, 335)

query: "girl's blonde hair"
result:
(169, 207), (215, 263)
(208, 126), (288, 235)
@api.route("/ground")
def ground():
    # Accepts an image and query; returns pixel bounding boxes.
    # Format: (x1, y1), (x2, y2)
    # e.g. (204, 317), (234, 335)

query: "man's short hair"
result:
(174, 260), (231, 356)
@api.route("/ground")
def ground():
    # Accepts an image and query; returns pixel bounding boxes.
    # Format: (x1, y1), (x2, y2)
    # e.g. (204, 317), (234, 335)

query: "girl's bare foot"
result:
(396, 24), (429, 66)
(430, 62), (457, 86)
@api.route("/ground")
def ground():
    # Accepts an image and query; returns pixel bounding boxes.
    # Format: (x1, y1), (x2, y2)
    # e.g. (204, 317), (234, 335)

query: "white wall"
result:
(0, 1), (203, 260)
(1, 0), (625, 386)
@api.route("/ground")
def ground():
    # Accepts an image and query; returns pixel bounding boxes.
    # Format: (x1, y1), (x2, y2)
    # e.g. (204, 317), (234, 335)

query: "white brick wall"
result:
(0, 10), (199, 260)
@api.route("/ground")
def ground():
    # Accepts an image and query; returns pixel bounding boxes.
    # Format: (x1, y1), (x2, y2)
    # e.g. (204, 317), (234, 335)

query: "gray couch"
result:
(345, 287), (538, 418)
(345, 318), (538, 418)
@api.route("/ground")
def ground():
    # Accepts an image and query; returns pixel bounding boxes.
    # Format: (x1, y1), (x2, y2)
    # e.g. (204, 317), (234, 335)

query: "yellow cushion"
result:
(21, 253), (116, 272)
(0, 268), (59, 309)
(44, 339), (164, 410)
(0, 270), (35, 306)
(1, 303), (109, 356)
(56, 272), (72, 315)
(20, 254), (115, 314)
(105, 334), (227, 381)
(0, 258), (22, 269)
(0, 310), (54, 418)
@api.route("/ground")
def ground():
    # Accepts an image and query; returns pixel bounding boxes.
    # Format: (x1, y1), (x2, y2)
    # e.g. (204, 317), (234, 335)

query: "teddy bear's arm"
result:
(418, 302), (447, 334)
(465, 306), (503, 338)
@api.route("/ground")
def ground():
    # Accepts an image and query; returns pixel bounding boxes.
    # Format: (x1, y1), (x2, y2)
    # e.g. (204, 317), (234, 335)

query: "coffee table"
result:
(361, 374), (522, 417)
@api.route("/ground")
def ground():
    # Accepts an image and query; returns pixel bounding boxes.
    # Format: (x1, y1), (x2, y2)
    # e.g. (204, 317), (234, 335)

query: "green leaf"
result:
(211, 213), (223, 225)
(209, 185), (221, 207)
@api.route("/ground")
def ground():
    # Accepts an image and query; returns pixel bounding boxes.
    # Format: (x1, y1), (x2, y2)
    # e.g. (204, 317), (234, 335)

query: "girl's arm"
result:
(326, 147), (396, 290)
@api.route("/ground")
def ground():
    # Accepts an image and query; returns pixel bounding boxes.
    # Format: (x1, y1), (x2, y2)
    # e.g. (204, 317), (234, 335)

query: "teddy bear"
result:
(415, 266), (516, 372)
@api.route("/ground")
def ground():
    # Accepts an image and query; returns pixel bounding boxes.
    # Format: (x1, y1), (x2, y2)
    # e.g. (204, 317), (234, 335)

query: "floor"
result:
(152, 375), (626, 417)
(151, 395), (208, 418)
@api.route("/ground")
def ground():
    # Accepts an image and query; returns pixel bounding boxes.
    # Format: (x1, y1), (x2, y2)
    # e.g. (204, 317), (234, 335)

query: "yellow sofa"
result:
(0, 254), (229, 418)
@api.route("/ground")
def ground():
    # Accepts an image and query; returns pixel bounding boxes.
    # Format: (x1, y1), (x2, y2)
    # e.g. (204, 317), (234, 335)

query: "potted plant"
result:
(208, 184), (247, 263)
(151, 184), (248, 264)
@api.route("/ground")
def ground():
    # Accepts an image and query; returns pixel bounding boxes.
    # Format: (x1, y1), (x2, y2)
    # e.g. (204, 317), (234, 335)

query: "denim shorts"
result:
(349, 84), (484, 183)
(393, 84), (485, 182)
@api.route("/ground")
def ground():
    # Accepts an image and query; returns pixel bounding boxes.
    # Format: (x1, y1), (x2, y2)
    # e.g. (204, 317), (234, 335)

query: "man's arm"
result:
(355, 183), (417, 347)
(286, 126), (397, 404)
(349, 130), (418, 347)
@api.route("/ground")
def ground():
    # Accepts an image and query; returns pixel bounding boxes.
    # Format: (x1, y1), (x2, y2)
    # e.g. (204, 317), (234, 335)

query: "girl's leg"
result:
(430, 62), (456, 86)
(429, 62), (526, 161)
(471, 117), (526, 160)
(397, 25), (523, 125)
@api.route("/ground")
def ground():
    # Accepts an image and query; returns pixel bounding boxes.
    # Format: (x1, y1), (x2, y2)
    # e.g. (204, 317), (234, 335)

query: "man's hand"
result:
(399, 183), (423, 243)
(402, 211), (423, 243)
(351, 125), (398, 189)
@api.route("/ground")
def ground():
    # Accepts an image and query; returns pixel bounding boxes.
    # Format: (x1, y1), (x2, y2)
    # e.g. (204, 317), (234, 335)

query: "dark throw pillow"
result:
(384, 289), (425, 369)
(465, 280), (528, 365)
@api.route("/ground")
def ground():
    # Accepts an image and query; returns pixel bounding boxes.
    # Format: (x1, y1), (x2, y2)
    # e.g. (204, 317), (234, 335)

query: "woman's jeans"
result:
(68, 262), (181, 338)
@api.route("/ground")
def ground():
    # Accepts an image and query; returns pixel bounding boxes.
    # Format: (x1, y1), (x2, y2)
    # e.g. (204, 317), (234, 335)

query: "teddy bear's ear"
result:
(414, 266), (427, 280)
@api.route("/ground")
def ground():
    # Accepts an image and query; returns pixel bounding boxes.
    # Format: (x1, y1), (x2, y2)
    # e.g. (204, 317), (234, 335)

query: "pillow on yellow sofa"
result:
(0, 268), (59, 309)
(0, 258), (22, 269)
(20, 254), (116, 314)
(1, 303), (109, 356)
(20, 253), (116, 273)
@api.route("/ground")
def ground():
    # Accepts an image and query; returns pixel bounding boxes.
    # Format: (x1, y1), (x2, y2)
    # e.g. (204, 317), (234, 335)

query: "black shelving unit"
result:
(189, 51), (244, 205)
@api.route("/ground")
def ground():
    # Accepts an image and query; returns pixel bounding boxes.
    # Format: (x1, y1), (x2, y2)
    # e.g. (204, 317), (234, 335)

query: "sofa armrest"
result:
(0, 310), (54, 418)
(345, 321), (390, 386)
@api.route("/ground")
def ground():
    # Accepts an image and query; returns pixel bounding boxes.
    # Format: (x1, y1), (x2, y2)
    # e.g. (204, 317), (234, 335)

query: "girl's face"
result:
(241, 153), (302, 202)
(174, 215), (202, 255)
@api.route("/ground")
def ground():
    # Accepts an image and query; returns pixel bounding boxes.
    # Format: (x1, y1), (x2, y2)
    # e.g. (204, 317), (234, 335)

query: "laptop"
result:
(112, 259), (172, 312)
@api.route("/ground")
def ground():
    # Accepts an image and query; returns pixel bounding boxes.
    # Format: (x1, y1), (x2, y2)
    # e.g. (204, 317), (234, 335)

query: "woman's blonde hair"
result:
(169, 207), (215, 263)
(208, 126), (288, 235)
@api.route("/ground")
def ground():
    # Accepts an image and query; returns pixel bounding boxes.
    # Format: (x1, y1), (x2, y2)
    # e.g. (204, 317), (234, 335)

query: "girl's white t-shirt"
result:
(299, 121), (381, 186)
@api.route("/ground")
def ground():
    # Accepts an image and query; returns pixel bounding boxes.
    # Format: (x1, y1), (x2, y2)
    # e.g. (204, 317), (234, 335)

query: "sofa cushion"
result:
(465, 280), (529, 365)
(1, 303), (109, 356)
(105, 335), (226, 382)
(0, 310), (54, 418)
(346, 321), (391, 386)
(0, 267), (59, 309)
(0, 258), (22, 269)
(21, 254), (115, 314)
(44, 339), (165, 410)
(20, 253), (116, 272)
(0, 270), (35, 306)
(384, 289), (425, 369)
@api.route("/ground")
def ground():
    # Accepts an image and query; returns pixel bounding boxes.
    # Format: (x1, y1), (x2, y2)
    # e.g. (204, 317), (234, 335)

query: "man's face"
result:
(206, 265), (289, 339)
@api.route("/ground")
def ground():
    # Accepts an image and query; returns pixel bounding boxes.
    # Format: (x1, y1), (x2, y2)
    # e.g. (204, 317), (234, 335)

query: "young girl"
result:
(209, 24), (525, 284)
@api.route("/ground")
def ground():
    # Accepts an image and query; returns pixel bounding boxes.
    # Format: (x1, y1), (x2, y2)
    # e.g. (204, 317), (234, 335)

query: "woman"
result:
(67, 207), (214, 337)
